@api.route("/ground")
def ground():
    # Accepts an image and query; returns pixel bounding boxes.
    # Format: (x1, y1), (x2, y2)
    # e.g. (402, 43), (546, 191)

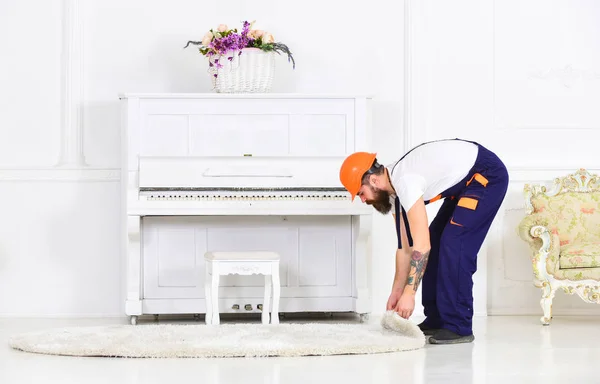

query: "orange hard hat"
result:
(339, 152), (377, 200)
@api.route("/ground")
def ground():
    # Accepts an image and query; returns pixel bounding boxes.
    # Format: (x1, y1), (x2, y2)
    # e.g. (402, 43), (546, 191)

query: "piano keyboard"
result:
(139, 188), (351, 201)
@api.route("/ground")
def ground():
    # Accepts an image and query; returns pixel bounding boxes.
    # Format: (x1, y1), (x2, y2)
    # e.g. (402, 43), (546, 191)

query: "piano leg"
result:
(126, 216), (142, 325)
(353, 215), (373, 315)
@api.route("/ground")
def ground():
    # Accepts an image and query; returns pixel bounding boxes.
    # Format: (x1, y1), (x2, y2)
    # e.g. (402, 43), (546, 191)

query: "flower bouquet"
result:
(184, 20), (295, 93)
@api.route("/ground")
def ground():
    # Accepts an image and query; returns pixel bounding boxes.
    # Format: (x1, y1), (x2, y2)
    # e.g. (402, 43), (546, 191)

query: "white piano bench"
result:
(204, 251), (281, 325)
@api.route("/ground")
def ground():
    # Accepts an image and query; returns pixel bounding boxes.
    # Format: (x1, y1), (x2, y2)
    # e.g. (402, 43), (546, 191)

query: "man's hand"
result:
(386, 289), (403, 311)
(395, 291), (415, 319)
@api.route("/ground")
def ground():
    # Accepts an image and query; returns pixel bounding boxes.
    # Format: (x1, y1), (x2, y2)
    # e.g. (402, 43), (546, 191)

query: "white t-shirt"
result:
(386, 139), (478, 212)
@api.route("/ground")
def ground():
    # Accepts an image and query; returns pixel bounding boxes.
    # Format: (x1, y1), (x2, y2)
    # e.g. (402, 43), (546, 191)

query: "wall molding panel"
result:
(0, 0), (118, 182)
(402, 0), (430, 151)
(492, 0), (600, 132)
(57, 0), (87, 168)
(402, 0), (414, 153)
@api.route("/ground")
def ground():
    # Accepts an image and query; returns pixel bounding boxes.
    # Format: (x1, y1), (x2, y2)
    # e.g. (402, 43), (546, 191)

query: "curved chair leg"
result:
(540, 284), (555, 325)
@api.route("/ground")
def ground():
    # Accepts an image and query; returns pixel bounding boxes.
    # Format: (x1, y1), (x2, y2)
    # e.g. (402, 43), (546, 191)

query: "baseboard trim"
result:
(14, 309), (598, 318)
(0, 313), (124, 318)
(489, 308), (600, 316)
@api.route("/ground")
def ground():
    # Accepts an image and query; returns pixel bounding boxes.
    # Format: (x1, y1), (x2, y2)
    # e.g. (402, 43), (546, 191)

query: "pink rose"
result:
(262, 33), (275, 44)
(217, 24), (228, 32)
(248, 30), (264, 39)
(202, 32), (213, 46)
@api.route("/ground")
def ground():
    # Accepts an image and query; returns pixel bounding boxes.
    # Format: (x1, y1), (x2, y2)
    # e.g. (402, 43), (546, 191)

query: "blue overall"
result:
(393, 139), (508, 336)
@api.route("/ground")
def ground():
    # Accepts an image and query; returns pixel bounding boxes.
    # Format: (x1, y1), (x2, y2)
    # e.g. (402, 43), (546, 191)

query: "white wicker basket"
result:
(208, 48), (275, 93)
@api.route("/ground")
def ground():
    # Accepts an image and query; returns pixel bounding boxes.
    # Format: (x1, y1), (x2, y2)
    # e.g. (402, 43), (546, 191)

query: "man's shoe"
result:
(417, 322), (441, 336)
(428, 329), (474, 344)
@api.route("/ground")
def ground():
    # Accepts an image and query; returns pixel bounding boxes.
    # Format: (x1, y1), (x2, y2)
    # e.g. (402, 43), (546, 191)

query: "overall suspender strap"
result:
(402, 205), (414, 248)
(394, 197), (402, 249)
(394, 197), (414, 249)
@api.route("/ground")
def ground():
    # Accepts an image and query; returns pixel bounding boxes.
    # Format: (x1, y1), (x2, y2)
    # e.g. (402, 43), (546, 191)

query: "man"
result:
(339, 138), (508, 344)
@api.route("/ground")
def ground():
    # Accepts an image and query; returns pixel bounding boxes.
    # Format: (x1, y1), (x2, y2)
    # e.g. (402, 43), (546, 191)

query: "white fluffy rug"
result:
(9, 312), (425, 358)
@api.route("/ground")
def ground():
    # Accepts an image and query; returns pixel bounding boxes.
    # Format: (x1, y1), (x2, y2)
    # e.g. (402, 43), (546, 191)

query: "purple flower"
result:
(202, 20), (254, 56)
(242, 21), (251, 36)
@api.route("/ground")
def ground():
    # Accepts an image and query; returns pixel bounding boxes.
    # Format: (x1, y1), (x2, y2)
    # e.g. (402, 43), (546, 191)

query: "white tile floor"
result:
(1, 314), (599, 384)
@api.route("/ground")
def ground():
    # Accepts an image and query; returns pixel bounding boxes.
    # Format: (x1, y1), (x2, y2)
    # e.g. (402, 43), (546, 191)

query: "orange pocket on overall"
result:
(450, 196), (480, 228)
(466, 173), (488, 187)
(457, 196), (478, 210)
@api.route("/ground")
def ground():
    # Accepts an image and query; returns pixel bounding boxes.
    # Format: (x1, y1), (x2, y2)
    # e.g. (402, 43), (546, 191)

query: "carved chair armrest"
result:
(517, 213), (553, 248)
(518, 213), (561, 284)
(527, 225), (561, 286)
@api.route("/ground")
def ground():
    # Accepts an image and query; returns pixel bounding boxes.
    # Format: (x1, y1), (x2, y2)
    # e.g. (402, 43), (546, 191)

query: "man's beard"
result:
(366, 187), (392, 214)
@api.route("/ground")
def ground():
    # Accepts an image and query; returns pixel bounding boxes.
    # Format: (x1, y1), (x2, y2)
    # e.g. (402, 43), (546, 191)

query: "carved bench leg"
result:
(540, 283), (555, 326)
(271, 262), (280, 325)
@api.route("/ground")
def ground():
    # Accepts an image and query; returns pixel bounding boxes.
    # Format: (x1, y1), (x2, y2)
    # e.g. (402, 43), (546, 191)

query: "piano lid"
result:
(138, 156), (348, 189)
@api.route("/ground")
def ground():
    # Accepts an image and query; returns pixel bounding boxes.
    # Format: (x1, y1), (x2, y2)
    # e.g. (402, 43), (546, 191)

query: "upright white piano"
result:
(120, 93), (373, 325)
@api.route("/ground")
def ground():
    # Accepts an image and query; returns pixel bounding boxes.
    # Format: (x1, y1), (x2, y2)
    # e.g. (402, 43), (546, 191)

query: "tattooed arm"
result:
(394, 197), (431, 319)
(405, 249), (431, 294)
(403, 197), (431, 295)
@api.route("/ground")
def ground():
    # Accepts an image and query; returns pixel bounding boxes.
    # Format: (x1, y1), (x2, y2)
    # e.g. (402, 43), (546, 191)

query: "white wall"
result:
(0, 0), (598, 319)
(407, 0), (600, 317)
(0, 0), (404, 317)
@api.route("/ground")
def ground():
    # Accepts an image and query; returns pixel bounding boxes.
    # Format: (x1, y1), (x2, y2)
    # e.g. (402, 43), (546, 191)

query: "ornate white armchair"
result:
(518, 169), (600, 325)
